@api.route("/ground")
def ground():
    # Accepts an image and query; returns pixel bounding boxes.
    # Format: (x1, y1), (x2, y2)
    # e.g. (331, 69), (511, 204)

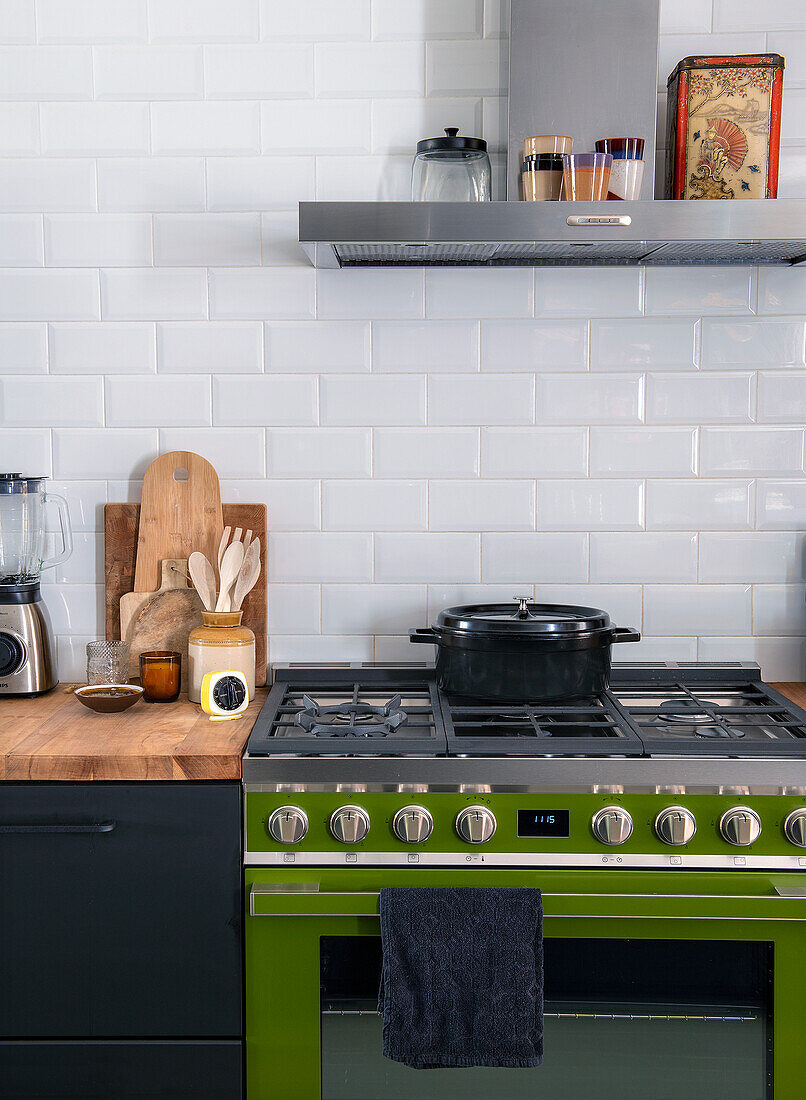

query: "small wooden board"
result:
(105, 503), (267, 686)
(121, 559), (204, 688)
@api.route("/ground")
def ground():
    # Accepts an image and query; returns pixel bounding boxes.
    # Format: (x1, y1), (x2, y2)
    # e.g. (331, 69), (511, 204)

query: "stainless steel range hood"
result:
(299, 0), (806, 269)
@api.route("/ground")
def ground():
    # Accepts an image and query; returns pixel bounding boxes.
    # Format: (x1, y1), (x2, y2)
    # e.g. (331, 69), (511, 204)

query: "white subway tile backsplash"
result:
(536, 374), (644, 425)
(214, 374), (317, 426)
(0, 323), (47, 373)
(93, 46), (204, 99)
(426, 268), (533, 319)
(1, 0), (35, 43)
(317, 268), (423, 319)
(590, 319), (698, 370)
(645, 267), (755, 315)
(0, 216), (43, 266)
(375, 532), (479, 582)
(430, 480), (535, 531)
(701, 427), (805, 476)
(370, 97), (481, 154)
(265, 321), (369, 372)
(46, 480), (106, 531)
(50, 322), (154, 373)
(0, 159), (96, 212)
(53, 428), (157, 479)
(159, 428), (265, 478)
(428, 583), (530, 611)
(322, 374), (426, 425)
(36, 0), (146, 42)
(481, 533), (588, 582)
(590, 533), (698, 582)
(46, 584), (104, 635)
(261, 211), (308, 266)
(269, 532), (372, 582)
(101, 268), (206, 321)
(700, 532), (806, 582)
(372, 0), (482, 39)
(702, 320), (806, 367)
(106, 375), (211, 426)
(322, 584), (426, 634)
(590, 427), (697, 477)
(149, 0), (259, 42)
(757, 480), (806, 530)
(157, 322), (261, 373)
(0, 103), (38, 154)
(98, 157), (205, 212)
(646, 371), (753, 424)
(261, 100), (370, 153)
(373, 321), (478, 372)
(270, 634), (374, 662)
(429, 374), (534, 425)
(697, 637), (806, 683)
(538, 480), (644, 531)
(481, 320), (587, 372)
(313, 153), (412, 201)
(0, 268), (99, 320)
(44, 214), (152, 267)
(481, 427), (587, 477)
(758, 268), (806, 314)
(322, 480), (426, 530)
(0, 375), (102, 426)
(647, 479), (754, 531)
(754, 585), (806, 636)
(151, 102), (260, 155)
(316, 42), (425, 97)
(534, 269), (643, 318)
(154, 213), (261, 266)
(0, 47), (92, 99)
(644, 585), (752, 636)
(209, 268), (315, 320)
(769, 32), (806, 87)
(0, 427), (51, 473)
(259, 0), (370, 40)
(713, 0), (802, 30)
(757, 371), (806, 423)
(204, 44), (313, 98)
(426, 40), (503, 95)
(267, 584), (320, 634)
(268, 427), (370, 478)
(221, 477), (321, 530)
(534, 584), (643, 628)
(374, 428), (479, 478)
(659, 0), (712, 33)
(627, 636), (699, 662)
(41, 102), (148, 155)
(206, 156), (314, 211)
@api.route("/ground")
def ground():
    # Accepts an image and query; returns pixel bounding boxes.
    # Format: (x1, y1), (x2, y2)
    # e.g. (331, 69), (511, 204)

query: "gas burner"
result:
(656, 699), (745, 739)
(296, 693), (408, 738)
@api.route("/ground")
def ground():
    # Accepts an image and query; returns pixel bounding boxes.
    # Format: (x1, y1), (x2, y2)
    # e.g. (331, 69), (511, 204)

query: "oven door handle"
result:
(249, 883), (806, 920)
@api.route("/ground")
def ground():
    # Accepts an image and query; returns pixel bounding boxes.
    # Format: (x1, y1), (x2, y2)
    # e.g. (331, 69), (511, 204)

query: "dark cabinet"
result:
(0, 782), (242, 1097)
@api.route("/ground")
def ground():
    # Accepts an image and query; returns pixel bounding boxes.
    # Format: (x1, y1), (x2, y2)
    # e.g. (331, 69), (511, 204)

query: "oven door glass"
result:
(320, 936), (771, 1100)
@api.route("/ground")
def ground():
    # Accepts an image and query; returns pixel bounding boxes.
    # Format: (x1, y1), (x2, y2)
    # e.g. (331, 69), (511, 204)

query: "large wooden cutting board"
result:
(105, 502), (267, 686)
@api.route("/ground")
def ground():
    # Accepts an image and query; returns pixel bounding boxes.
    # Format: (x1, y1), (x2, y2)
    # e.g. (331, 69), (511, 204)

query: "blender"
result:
(0, 473), (72, 695)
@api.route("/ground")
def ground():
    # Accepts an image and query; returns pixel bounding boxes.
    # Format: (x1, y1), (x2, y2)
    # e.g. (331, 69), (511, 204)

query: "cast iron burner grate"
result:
(296, 690), (407, 738)
(656, 699), (745, 739)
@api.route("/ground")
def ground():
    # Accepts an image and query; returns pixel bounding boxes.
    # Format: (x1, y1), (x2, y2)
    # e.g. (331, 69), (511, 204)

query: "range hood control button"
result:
(393, 805), (433, 844)
(591, 806), (633, 846)
(783, 808), (806, 847)
(719, 807), (762, 847)
(655, 806), (696, 847)
(330, 805), (370, 845)
(455, 806), (496, 844)
(267, 806), (308, 844)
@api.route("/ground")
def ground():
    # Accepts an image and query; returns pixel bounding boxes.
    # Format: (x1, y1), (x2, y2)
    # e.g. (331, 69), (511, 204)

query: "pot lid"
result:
(416, 127), (487, 155)
(0, 473), (46, 494)
(434, 599), (612, 637)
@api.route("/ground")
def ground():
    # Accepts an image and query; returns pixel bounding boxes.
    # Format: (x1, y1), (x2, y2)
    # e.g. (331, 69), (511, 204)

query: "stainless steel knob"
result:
(267, 805), (308, 844)
(591, 806), (633, 846)
(330, 804), (370, 844)
(392, 805), (433, 844)
(783, 808), (806, 847)
(455, 805), (497, 844)
(719, 806), (762, 847)
(655, 806), (696, 847)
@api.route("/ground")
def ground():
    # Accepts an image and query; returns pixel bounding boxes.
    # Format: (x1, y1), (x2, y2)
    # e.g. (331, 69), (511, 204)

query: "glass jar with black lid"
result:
(411, 127), (491, 201)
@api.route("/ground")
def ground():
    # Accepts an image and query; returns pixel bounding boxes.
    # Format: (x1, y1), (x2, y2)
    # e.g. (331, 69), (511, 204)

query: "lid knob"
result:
(513, 595), (531, 618)
(444, 127), (459, 137)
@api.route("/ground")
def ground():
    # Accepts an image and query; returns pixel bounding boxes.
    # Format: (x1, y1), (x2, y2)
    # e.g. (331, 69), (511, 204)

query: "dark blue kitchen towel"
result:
(378, 886), (543, 1069)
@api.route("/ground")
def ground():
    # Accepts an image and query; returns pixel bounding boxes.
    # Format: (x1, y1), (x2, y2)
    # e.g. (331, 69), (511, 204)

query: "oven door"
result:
(246, 868), (806, 1099)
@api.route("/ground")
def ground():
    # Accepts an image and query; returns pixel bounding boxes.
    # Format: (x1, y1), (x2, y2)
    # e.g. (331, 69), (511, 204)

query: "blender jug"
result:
(0, 474), (72, 695)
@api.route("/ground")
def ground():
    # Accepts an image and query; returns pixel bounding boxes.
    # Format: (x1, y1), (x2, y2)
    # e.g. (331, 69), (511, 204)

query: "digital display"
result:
(517, 810), (570, 838)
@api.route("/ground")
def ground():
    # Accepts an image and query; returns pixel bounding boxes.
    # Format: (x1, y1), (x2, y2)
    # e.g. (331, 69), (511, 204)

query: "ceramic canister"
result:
(188, 611), (255, 704)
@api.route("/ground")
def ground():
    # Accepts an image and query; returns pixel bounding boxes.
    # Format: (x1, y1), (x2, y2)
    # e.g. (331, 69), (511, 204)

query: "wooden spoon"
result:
(242, 529), (253, 553)
(188, 551), (216, 612)
(232, 538), (261, 612)
(215, 540), (245, 612)
(217, 526), (231, 575)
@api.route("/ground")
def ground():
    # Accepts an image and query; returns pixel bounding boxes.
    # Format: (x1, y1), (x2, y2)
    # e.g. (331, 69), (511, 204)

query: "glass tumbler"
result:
(139, 651), (181, 703)
(86, 640), (130, 685)
(562, 153), (613, 200)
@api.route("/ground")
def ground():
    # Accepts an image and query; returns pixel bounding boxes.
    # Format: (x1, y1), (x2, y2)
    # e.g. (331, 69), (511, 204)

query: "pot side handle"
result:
(409, 627), (438, 644)
(612, 627), (641, 643)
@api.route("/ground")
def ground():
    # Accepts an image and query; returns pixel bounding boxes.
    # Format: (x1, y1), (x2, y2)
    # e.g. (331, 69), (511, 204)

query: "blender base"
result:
(0, 585), (58, 695)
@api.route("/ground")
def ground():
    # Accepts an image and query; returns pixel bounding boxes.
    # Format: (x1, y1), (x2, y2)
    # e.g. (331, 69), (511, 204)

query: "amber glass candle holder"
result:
(139, 651), (181, 703)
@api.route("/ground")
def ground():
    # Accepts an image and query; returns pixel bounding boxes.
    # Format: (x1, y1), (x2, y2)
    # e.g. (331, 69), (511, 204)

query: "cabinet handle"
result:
(0, 821), (116, 834)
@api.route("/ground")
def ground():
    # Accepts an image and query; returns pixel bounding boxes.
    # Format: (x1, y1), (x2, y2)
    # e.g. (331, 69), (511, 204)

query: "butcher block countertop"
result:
(0, 686), (268, 781)
(0, 683), (804, 783)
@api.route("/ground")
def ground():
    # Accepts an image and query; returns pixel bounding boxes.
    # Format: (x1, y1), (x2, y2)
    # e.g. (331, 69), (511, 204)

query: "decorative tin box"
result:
(665, 54), (784, 199)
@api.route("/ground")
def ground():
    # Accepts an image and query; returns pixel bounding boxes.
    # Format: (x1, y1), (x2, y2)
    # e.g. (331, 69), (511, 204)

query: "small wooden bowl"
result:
(74, 684), (144, 714)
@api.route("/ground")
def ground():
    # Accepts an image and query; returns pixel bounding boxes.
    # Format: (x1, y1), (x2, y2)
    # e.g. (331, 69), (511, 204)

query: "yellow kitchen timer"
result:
(200, 670), (250, 721)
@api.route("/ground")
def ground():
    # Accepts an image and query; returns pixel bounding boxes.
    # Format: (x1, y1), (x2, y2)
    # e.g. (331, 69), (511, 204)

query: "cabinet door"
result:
(0, 1040), (242, 1098)
(0, 783), (241, 1038)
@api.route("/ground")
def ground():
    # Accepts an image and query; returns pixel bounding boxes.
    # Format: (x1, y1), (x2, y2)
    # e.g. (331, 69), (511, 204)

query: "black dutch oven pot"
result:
(410, 598), (640, 701)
